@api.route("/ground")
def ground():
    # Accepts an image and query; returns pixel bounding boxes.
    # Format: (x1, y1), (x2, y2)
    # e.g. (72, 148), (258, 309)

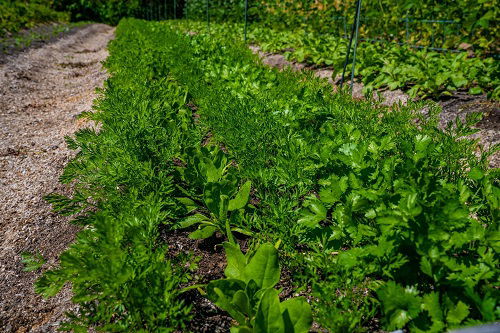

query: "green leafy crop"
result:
(170, 20), (500, 100)
(175, 145), (253, 242)
(207, 242), (312, 333)
(33, 17), (498, 333)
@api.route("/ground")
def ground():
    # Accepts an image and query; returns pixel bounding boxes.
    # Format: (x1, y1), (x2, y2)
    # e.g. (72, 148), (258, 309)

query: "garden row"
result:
(170, 20), (500, 100)
(184, 0), (498, 54)
(37, 18), (499, 332)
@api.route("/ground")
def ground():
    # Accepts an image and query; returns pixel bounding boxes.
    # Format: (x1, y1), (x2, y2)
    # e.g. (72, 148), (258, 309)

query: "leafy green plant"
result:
(0, 0), (68, 37)
(175, 145), (254, 242)
(32, 17), (499, 333)
(21, 252), (46, 272)
(206, 242), (312, 333)
(36, 197), (195, 332)
(171, 20), (500, 100)
(177, 179), (252, 242)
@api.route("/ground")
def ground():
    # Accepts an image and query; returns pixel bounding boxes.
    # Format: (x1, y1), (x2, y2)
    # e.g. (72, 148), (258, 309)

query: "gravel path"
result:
(0, 23), (114, 332)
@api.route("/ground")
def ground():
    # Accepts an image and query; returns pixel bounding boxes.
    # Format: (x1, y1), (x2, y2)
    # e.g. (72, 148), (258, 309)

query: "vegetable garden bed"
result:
(37, 18), (499, 332)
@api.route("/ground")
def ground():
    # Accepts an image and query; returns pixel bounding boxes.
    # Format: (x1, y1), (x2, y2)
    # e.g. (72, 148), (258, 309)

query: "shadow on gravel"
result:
(0, 22), (91, 65)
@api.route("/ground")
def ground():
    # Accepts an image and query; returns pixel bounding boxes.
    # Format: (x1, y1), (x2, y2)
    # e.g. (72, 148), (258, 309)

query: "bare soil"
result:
(0, 23), (114, 332)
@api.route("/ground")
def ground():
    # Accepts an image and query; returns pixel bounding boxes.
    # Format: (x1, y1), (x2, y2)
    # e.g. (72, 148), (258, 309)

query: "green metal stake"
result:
(339, 0), (361, 90)
(164, 0), (167, 19)
(174, 0), (177, 19)
(244, 0), (248, 42)
(350, 0), (362, 94)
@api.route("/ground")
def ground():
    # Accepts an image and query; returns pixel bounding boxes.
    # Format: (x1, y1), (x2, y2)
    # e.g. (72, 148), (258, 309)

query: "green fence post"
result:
(174, 0), (177, 19)
(244, 0), (249, 42)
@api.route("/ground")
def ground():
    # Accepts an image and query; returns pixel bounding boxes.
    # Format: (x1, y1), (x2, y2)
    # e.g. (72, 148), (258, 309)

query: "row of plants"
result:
(36, 18), (498, 332)
(0, 0), (68, 36)
(170, 20), (500, 100)
(33, 17), (311, 332)
(184, 0), (499, 53)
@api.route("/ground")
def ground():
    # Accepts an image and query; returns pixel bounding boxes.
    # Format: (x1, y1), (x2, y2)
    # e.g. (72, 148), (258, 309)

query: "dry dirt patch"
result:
(0, 23), (114, 332)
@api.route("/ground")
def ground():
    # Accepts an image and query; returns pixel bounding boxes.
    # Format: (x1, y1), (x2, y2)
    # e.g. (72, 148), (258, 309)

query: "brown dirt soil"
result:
(0, 23), (114, 332)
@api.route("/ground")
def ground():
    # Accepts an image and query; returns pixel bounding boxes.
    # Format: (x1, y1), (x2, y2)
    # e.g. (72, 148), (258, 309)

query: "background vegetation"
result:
(185, 0), (499, 53)
(52, 0), (141, 25)
(0, 0), (68, 36)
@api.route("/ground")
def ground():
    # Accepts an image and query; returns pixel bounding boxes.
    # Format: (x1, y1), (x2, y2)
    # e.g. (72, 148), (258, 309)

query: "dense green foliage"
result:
(186, 0), (499, 52)
(0, 0), (68, 36)
(52, 0), (141, 25)
(36, 18), (498, 332)
(172, 20), (500, 100)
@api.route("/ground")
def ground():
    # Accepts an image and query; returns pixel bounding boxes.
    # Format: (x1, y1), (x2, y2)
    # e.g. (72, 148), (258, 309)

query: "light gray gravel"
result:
(0, 23), (114, 332)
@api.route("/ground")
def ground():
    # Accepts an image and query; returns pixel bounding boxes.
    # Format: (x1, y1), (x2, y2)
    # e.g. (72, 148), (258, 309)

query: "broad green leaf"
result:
(244, 243), (280, 289)
(231, 227), (253, 236)
(229, 181), (252, 211)
(389, 309), (412, 330)
(223, 242), (247, 280)
(469, 86), (483, 95)
(446, 301), (469, 325)
(416, 292), (444, 333)
(255, 288), (285, 333)
(207, 279), (247, 324)
(469, 167), (484, 180)
(232, 290), (251, 314)
(177, 214), (209, 229)
(204, 183), (222, 216)
(419, 257), (433, 279)
(176, 197), (198, 213)
(219, 194), (229, 220)
(201, 157), (221, 183)
(281, 297), (312, 333)
(245, 279), (261, 309)
(451, 74), (467, 88)
(377, 282), (422, 330)
(189, 225), (217, 239)
(297, 199), (327, 228)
